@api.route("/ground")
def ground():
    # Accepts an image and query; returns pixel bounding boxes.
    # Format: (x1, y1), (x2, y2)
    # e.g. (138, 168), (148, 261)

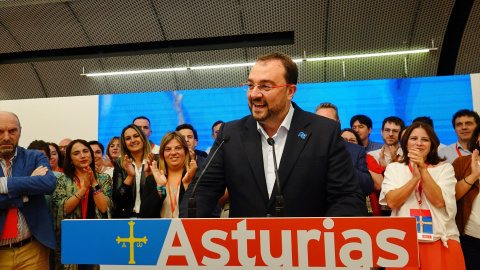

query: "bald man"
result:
(58, 138), (72, 156)
(0, 111), (56, 269)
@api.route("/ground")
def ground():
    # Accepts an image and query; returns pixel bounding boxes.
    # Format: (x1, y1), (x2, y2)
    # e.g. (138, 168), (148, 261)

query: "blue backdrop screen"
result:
(99, 75), (472, 152)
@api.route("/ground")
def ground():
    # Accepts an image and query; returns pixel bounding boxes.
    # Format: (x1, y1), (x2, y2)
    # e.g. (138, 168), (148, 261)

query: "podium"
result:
(62, 217), (418, 269)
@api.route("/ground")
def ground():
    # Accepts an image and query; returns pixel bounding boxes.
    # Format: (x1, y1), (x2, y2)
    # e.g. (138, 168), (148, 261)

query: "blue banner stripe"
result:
(62, 219), (171, 265)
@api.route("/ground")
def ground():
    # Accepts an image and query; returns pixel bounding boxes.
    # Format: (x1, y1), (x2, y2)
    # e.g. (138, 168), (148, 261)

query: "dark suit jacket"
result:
(344, 142), (374, 196)
(112, 158), (164, 218)
(180, 103), (367, 218)
(0, 147), (57, 249)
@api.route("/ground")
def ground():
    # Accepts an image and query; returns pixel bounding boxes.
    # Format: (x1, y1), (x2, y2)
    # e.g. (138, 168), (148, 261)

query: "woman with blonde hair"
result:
(150, 131), (197, 218)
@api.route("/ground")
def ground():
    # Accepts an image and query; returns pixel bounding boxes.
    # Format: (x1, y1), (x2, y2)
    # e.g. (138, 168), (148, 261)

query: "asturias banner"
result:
(62, 217), (419, 268)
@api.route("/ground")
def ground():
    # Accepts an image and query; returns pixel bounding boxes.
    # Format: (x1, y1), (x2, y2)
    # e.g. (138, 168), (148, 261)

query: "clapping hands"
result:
(151, 160), (167, 187)
(182, 159), (197, 185)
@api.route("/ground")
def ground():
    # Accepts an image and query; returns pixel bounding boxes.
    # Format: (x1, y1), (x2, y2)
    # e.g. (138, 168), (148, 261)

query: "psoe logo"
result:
(116, 220), (148, 264)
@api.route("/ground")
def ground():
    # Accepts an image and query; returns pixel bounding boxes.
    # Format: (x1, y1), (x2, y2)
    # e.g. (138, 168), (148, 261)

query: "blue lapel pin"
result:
(298, 132), (307, 139)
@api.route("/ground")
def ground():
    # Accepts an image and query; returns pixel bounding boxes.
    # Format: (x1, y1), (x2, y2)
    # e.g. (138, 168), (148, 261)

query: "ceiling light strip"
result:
(81, 48), (437, 77)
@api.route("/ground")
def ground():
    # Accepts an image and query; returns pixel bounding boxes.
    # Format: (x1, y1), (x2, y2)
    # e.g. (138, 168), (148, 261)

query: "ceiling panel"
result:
(456, 0), (480, 75)
(99, 54), (179, 93)
(0, 63), (45, 99)
(0, 2), (90, 52)
(69, 0), (165, 46)
(0, 0), (478, 100)
(0, 23), (22, 53)
(34, 59), (106, 97)
(154, 0), (244, 40)
(169, 48), (249, 90)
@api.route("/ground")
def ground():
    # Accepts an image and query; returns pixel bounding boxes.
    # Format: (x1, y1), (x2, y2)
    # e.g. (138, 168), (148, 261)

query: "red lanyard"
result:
(408, 162), (429, 206)
(167, 176), (181, 216)
(456, 143), (462, 157)
(74, 173), (89, 219)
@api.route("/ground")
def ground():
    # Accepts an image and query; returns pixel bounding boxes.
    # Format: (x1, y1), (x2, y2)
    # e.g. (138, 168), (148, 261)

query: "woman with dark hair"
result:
(341, 128), (362, 145)
(380, 123), (465, 269)
(453, 125), (480, 270)
(48, 142), (64, 173)
(150, 131), (197, 218)
(88, 140), (114, 177)
(112, 125), (159, 218)
(50, 139), (112, 270)
(105, 136), (120, 167)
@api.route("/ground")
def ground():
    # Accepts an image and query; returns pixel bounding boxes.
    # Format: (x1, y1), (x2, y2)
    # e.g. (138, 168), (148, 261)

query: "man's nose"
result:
(1, 133), (10, 141)
(249, 86), (263, 97)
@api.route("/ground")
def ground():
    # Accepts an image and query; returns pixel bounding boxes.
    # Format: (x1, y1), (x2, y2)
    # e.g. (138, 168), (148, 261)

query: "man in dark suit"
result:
(0, 111), (56, 269)
(180, 52), (366, 218)
(315, 102), (374, 196)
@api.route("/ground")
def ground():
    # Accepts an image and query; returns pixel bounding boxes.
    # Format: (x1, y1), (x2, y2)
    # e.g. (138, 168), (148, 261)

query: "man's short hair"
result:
(315, 102), (339, 121)
(27, 140), (51, 159)
(257, 52), (298, 85)
(452, 109), (480, 128)
(133, 116), (151, 125)
(212, 120), (224, 132)
(176, 123), (198, 140)
(350, 115), (373, 129)
(382, 116), (405, 130)
(413, 116), (434, 129)
(88, 140), (105, 155)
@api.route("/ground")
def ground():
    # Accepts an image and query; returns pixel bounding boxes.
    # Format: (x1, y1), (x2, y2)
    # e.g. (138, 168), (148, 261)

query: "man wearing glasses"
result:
(181, 52), (366, 218)
(58, 138), (72, 156)
(368, 116), (405, 168)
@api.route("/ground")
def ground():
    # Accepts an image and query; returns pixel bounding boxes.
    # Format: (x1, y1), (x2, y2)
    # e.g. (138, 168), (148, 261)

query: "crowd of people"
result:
(0, 52), (478, 269)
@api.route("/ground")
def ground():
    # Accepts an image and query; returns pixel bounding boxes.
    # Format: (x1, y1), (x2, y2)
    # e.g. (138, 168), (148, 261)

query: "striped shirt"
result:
(0, 149), (32, 246)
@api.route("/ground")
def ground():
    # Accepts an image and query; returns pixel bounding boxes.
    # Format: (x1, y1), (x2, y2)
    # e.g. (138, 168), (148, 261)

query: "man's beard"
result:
(0, 140), (16, 158)
(248, 99), (284, 123)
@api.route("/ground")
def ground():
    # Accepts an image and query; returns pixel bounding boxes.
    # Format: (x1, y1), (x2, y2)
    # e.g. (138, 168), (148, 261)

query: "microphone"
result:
(267, 137), (284, 217)
(188, 135), (230, 218)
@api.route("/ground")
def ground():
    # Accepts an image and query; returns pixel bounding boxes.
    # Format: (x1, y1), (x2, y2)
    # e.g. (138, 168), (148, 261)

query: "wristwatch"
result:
(91, 184), (101, 192)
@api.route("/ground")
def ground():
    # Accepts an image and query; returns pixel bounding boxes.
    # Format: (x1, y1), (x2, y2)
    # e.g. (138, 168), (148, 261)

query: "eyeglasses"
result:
(343, 138), (358, 144)
(241, 83), (293, 93)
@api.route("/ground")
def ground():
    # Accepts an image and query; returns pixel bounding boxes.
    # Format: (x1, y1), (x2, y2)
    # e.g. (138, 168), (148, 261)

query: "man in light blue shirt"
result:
(439, 109), (480, 163)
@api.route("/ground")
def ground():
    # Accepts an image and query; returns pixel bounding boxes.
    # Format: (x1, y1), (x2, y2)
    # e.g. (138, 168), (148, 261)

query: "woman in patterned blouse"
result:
(51, 139), (113, 270)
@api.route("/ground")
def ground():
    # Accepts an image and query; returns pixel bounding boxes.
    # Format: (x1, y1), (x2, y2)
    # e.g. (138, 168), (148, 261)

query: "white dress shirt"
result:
(257, 104), (294, 198)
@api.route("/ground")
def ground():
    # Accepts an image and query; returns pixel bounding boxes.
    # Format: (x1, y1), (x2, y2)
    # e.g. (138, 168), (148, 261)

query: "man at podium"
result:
(180, 52), (366, 218)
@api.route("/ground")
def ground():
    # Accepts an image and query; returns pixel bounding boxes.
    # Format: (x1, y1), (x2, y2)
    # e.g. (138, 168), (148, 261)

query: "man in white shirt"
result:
(439, 109), (480, 163)
(180, 52), (366, 218)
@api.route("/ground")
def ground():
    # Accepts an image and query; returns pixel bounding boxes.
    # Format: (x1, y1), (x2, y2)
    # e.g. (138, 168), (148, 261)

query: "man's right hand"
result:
(30, 165), (48, 176)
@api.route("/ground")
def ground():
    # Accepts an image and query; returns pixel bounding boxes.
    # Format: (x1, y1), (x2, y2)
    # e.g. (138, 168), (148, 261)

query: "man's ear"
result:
(194, 139), (198, 147)
(287, 84), (297, 100)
